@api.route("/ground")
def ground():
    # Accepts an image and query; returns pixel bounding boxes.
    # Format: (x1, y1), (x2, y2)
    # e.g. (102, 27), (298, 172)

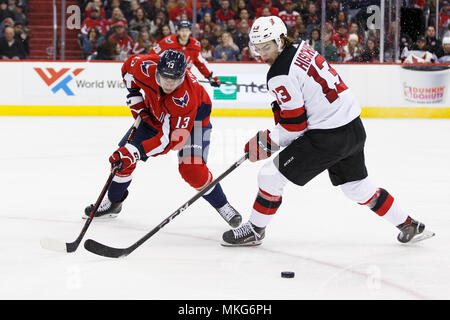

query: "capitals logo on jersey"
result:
(141, 60), (157, 77)
(172, 91), (189, 108)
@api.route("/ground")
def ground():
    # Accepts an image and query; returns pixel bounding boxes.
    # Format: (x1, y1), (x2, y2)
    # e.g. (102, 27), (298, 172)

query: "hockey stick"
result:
(40, 116), (142, 253)
(84, 153), (249, 258)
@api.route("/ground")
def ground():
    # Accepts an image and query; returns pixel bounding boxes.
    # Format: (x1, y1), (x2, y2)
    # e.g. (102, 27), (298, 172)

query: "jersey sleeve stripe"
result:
(279, 106), (305, 119)
(279, 107), (307, 131)
(280, 122), (307, 132)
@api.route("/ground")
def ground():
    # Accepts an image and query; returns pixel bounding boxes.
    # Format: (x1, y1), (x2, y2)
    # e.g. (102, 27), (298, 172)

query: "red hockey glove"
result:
(244, 130), (280, 162)
(208, 74), (221, 87)
(271, 101), (281, 125)
(109, 144), (141, 172)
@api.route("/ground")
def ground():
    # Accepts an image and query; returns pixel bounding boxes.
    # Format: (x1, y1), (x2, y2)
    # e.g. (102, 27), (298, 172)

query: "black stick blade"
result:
(84, 239), (129, 258)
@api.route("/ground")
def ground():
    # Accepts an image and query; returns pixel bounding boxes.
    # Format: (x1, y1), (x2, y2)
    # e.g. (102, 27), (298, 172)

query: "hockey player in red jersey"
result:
(222, 16), (435, 246)
(149, 20), (221, 88)
(84, 50), (241, 228)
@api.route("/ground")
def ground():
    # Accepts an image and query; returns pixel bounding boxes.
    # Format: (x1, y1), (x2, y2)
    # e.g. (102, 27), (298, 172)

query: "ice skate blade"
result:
(402, 230), (435, 244)
(221, 240), (262, 247)
(82, 214), (119, 220)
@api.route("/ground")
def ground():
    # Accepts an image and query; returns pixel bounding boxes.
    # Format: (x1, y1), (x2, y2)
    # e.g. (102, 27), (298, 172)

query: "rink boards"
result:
(0, 61), (449, 118)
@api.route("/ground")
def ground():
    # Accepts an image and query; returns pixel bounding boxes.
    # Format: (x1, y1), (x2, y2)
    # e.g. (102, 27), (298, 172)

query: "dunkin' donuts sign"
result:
(403, 84), (446, 104)
(400, 66), (450, 104)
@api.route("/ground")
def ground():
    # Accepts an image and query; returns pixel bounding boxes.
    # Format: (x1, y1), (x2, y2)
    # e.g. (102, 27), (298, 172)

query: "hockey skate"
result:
(221, 221), (265, 246)
(397, 217), (435, 244)
(83, 191), (128, 220)
(216, 202), (242, 228)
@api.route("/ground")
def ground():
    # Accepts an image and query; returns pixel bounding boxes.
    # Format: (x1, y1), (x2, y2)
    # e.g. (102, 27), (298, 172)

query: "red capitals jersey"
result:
(121, 54), (212, 158)
(149, 34), (213, 79)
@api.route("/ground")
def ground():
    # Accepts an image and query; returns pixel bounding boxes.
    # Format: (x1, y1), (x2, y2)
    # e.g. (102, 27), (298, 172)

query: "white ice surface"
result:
(0, 116), (449, 300)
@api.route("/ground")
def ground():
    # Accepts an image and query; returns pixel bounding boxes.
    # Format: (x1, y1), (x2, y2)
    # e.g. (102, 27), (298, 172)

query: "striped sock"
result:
(249, 188), (282, 228)
(360, 188), (408, 226)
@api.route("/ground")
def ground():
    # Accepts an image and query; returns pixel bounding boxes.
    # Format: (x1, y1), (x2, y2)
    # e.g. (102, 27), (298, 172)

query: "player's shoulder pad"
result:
(267, 44), (299, 82)
(166, 34), (176, 44)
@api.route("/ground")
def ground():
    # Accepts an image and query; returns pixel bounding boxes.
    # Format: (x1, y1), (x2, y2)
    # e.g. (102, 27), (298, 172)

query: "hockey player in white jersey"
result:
(222, 16), (435, 246)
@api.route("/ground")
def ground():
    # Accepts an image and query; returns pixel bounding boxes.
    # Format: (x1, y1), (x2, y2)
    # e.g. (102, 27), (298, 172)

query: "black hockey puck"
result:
(281, 271), (295, 278)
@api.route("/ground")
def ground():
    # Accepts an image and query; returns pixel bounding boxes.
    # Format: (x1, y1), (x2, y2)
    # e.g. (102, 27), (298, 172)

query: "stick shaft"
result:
(84, 153), (249, 258)
(65, 117), (141, 252)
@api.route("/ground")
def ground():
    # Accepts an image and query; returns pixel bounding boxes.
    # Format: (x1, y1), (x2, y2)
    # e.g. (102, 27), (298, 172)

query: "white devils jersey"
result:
(267, 41), (361, 147)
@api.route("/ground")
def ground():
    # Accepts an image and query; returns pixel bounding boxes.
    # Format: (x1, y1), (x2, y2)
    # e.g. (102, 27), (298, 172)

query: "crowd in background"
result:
(76, 0), (450, 63)
(0, 0), (449, 62)
(0, 0), (29, 60)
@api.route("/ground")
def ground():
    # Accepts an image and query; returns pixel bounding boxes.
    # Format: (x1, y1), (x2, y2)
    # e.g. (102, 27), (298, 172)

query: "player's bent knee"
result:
(257, 160), (288, 196)
(340, 177), (378, 203)
(178, 156), (212, 190)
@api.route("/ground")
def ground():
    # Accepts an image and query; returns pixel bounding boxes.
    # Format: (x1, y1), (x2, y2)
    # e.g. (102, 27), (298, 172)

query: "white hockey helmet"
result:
(249, 16), (288, 52)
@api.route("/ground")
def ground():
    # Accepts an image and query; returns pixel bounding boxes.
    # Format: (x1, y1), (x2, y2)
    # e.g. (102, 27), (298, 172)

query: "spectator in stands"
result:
(108, 21), (134, 58)
(438, 36), (450, 62)
(85, 0), (106, 19)
(226, 18), (238, 38)
(146, 0), (166, 21)
(425, 25), (441, 55)
(360, 37), (379, 62)
(304, 2), (321, 35)
(0, 26), (26, 59)
(235, 0), (247, 14)
(196, 0), (213, 21)
(401, 35), (438, 63)
(0, 0), (14, 23)
(296, 0), (309, 16)
(255, 0), (279, 18)
(95, 38), (121, 60)
(80, 27), (105, 59)
(124, 0), (141, 22)
(6, 0), (26, 25)
(81, 6), (108, 35)
(438, 1), (450, 36)
(322, 32), (339, 62)
(155, 24), (172, 42)
(349, 22), (363, 44)
(200, 36), (214, 61)
(129, 7), (152, 32)
(342, 33), (362, 62)
(307, 28), (321, 52)
(279, 0), (299, 28)
(150, 10), (175, 38)
(200, 22), (213, 39)
(105, 0), (122, 19)
(233, 19), (249, 52)
(284, 25), (297, 44)
(132, 28), (153, 54)
(327, 0), (341, 24)
(106, 7), (128, 32)
(331, 22), (349, 56)
(215, 0), (235, 26)
(334, 10), (348, 30)
(169, 0), (193, 23)
(0, 16), (14, 38)
(210, 24), (224, 47)
(13, 21), (29, 57)
(236, 8), (251, 25)
(214, 31), (240, 61)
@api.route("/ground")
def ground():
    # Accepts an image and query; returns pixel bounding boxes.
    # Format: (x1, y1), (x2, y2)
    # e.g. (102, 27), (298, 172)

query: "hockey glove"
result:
(208, 74), (221, 87)
(245, 130), (280, 162)
(271, 100), (281, 125)
(109, 144), (141, 172)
